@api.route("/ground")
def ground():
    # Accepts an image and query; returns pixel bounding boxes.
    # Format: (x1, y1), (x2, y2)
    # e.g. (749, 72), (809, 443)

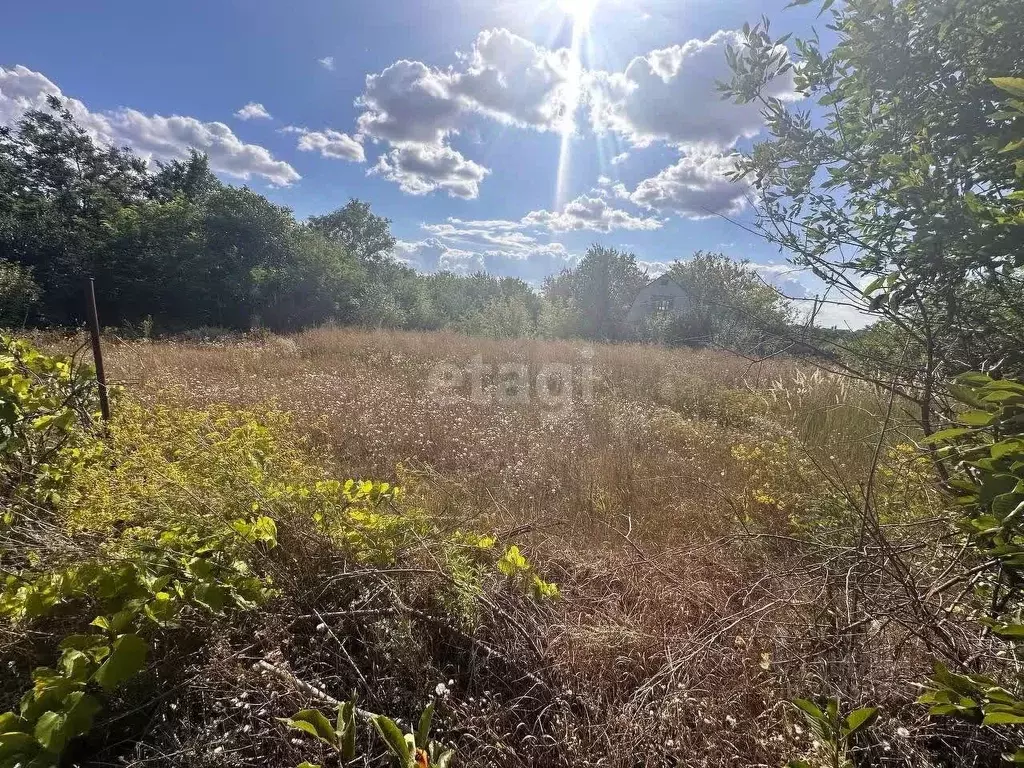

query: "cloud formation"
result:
(629, 153), (751, 219)
(352, 27), (791, 207)
(0, 65), (300, 186)
(284, 127), (365, 162)
(523, 194), (662, 232)
(371, 143), (489, 199)
(451, 28), (573, 132)
(234, 102), (271, 120)
(395, 236), (574, 282)
(588, 30), (797, 150)
(318, 56), (336, 71)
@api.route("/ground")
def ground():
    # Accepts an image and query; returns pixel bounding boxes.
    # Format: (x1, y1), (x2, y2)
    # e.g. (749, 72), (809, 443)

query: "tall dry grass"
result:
(77, 327), (979, 766)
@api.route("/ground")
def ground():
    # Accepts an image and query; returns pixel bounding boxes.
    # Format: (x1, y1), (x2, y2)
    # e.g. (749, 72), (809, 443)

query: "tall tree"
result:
(662, 251), (795, 349)
(544, 245), (647, 340)
(307, 199), (397, 268)
(721, 0), (1024, 428)
(0, 97), (147, 323)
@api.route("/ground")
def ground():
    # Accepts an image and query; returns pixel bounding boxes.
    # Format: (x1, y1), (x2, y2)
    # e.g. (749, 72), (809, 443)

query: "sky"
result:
(0, 0), (871, 328)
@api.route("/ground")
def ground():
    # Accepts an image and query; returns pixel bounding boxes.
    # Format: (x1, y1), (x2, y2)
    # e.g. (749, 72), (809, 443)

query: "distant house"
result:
(625, 274), (691, 326)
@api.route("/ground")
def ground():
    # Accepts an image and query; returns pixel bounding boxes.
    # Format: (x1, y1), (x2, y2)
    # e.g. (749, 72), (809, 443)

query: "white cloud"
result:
(285, 127), (365, 162)
(396, 236), (574, 283)
(451, 28), (573, 132)
(0, 65), (300, 186)
(356, 60), (461, 145)
(394, 238), (477, 272)
(371, 142), (489, 199)
(235, 102), (271, 120)
(611, 151), (630, 165)
(523, 194), (662, 232)
(422, 221), (539, 251)
(588, 30), (797, 150)
(802, 298), (876, 330)
(630, 152), (750, 219)
(356, 29), (574, 149)
(318, 56), (336, 71)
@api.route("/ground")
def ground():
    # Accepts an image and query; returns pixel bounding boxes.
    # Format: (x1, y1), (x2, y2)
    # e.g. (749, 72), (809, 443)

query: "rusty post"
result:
(85, 278), (111, 421)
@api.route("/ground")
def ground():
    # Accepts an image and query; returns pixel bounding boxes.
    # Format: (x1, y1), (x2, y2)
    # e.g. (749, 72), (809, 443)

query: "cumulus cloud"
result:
(356, 60), (461, 145)
(234, 102), (271, 120)
(396, 236), (574, 283)
(356, 29), (575, 149)
(523, 194), (662, 232)
(630, 153), (750, 219)
(451, 28), (573, 132)
(423, 221), (539, 251)
(318, 56), (336, 71)
(0, 65), (300, 186)
(588, 30), (797, 150)
(371, 142), (489, 199)
(284, 126), (365, 162)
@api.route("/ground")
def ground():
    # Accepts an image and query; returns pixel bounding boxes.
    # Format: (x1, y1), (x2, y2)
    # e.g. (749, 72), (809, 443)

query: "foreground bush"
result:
(0, 338), (563, 767)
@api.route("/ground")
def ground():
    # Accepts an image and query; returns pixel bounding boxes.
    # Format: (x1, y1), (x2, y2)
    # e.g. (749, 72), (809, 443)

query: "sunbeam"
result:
(553, 0), (595, 209)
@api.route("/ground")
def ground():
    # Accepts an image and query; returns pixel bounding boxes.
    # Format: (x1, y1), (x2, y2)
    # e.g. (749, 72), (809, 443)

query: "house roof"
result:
(638, 273), (686, 293)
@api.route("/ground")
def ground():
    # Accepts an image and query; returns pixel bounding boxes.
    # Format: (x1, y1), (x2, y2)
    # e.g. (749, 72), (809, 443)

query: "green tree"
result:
(307, 199), (397, 268)
(662, 251), (795, 350)
(544, 245), (647, 340)
(720, 0), (1024, 428)
(0, 97), (147, 324)
(0, 260), (40, 327)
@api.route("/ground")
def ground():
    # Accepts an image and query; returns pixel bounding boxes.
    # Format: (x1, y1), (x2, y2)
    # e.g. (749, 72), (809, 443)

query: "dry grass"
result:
(45, 326), (990, 766)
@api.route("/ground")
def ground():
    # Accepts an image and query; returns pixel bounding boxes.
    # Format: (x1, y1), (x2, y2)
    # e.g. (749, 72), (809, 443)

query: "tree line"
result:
(0, 96), (792, 348)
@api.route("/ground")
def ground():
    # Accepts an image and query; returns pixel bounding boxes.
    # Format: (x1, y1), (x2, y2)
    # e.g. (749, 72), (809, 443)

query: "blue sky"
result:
(0, 0), (867, 326)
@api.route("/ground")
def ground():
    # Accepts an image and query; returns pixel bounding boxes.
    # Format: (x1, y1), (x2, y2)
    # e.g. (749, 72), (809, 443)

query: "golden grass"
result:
(101, 327), (881, 549)
(86, 326), (949, 766)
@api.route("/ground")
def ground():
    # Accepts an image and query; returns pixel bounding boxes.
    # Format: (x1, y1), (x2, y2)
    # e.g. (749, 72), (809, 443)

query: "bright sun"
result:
(558, 0), (597, 23)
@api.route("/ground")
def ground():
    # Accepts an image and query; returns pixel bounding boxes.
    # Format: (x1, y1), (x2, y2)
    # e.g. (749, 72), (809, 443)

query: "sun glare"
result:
(559, 0), (597, 22)
(553, 0), (596, 209)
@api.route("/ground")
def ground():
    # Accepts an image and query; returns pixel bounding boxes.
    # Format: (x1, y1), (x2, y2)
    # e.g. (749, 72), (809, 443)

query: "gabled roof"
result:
(638, 273), (686, 293)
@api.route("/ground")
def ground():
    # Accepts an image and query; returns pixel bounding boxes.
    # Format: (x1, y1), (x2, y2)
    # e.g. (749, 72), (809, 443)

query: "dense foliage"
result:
(0, 98), (794, 349)
(723, 0), (1024, 761)
(721, 0), (1024, 424)
(0, 337), (562, 767)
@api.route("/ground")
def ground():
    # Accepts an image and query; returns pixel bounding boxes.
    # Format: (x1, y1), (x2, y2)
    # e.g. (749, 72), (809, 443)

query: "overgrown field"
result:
(1, 328), (1005, 767)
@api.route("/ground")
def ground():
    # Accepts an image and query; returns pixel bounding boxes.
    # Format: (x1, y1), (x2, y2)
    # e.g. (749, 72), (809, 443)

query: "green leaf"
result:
(372, 715), (411, 760)
(0, 730), (37, 760)
(993, 440), (1024, 460)
(497, 545), (529, 577)
(62, 692), (101, 739)
(992, 77), (1024, 100)
(844, 707), (879, 736)
(0, 712), (28, 734)
(792, 698), (824, 720)
(280, 709), (336, 747)
(297, 763), (322, 768)
(416, 701), (435, 749)
(959, 410), (996, 427)
(983, 711), (1024, 725)
(991, 623), (1024, 639)
(93, 633), (148, 691)
(33, 711), (69, 754)
(861, 276), (886, 295)
(191, 582), (227, 613)
(922, 427), (976, 444)
(337, 695), (357, 761)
